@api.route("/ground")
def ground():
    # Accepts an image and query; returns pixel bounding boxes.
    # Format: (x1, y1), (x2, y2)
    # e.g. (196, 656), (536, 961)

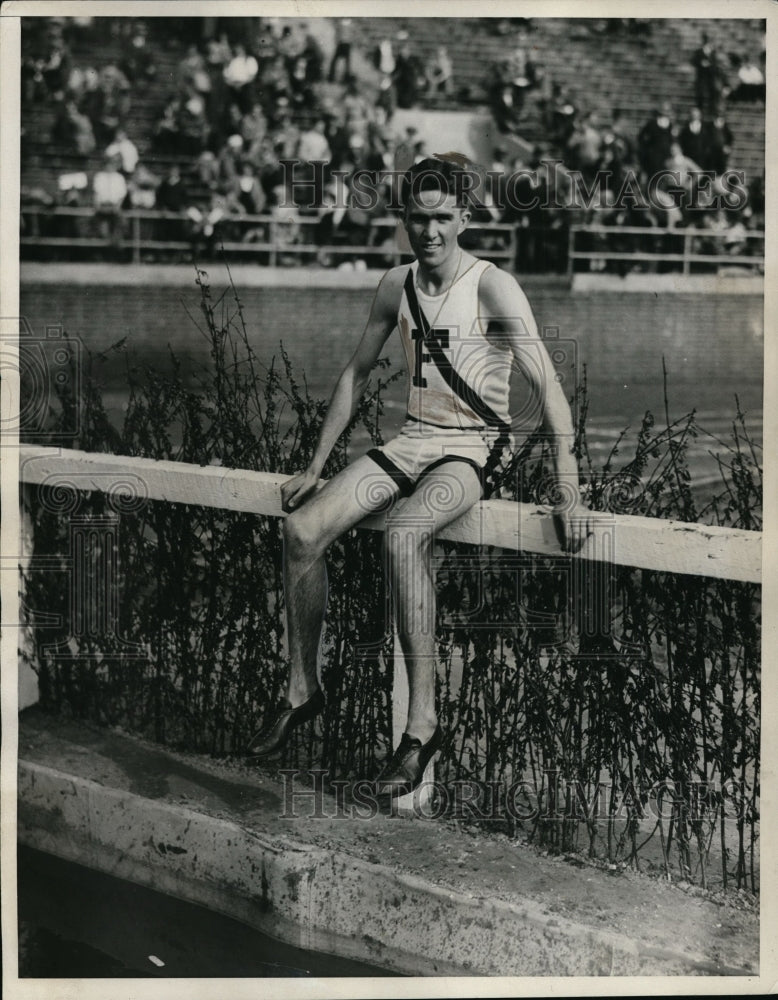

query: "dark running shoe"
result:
(244, 688), (325, 761)
(374, 725), (444, 798)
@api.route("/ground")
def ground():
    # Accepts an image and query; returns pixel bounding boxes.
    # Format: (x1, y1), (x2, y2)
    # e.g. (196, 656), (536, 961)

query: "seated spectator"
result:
(156, 164), (187, 213)
(41, 35), (71, 97)
(374, 35), (396, 72)
(249, 136), (285, 200)
(544, 82), (577, 147)
(258, 53), (291, 113)
(218, 134), (245, 186)
(566, 111), (602, 179)
(707, 111), (733, 174)
(269, 184), (302, 264)
(298, 21), (324, 84)
(297, 118), (332, 163)
(342, 76), (372, 137)
(506, 31), (539, 92)
(223, 43), (258, 112)
(93, 63), (131, 144)
(747, 170), (764, 229)
(637, 103), (675, 178)
(721, 212), (749, 258)
(488, 61), (524, 135)
(154, 97), (182, 154)
(78, 66), (104, 129)
(99, 62), (131, 107)
(106, 128), (139, 175)
(694, 206), (735, 260)
(206, 32), (232, 70)
(57, 171), (89, 201)
(210, 100), (245, 152)
(329, 18), (354, 84)
(127, 164), (159, 209)
(426, 46), (454, 98)
(393, 126), (423, 173)
(692, 33), (724, 113)
(602, 108), (634, 166)
(21, 51), (48, 104)
(233, 162), (267, 215)
(366, 105), (396, 170)
(678, 107), (708, 170)
(120, 22), (156, 89)
(270, 100), (301, 157)
(178, 43), (212, 97)
(663, 141), (702, 213)
(186, 189), (241, 256)
(278, 23), (305, 63)
(728, 53), (765, 101)
(93, 153), (128, 247)
(609, 199), (660, 276)
(253, 23), (280, 68)
(393, 32), (426, 109)
(177, 90), (210, 154)
(195, 150), (220, 191)
(288, 54), (315, 111)
(21, 184), (56, 240)
(205, 31), (231, 119)
(241, 103), (268, 152)
(53, 173), (90, 241)
(50, 97), (96, 155)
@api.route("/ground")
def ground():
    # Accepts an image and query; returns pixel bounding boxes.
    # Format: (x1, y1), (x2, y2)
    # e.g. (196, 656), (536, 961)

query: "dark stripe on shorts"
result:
(365, 448), (415, 497)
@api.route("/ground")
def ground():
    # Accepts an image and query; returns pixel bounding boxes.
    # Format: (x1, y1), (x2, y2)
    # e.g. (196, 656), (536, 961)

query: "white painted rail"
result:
(17, 444), (761, 811)
(18, 446), (761, 583)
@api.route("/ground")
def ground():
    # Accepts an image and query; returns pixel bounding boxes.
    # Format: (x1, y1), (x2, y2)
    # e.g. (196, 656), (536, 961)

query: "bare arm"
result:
(281, 267), (403, 512)
(479, 266), (592, 553)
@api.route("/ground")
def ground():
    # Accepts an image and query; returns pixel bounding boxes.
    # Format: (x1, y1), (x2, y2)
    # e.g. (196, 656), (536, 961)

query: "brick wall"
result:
(19, 277), (764, 421)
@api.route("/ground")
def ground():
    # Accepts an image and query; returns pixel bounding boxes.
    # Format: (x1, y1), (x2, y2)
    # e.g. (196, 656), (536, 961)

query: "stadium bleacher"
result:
(19, 15), (765, 270)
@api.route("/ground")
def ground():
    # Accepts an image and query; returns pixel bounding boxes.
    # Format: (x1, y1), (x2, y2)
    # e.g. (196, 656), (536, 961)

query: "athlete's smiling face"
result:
(403, 188), (470, 269)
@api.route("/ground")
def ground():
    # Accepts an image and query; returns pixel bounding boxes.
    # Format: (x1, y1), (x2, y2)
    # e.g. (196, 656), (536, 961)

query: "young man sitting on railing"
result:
(245, 156), (593, 796)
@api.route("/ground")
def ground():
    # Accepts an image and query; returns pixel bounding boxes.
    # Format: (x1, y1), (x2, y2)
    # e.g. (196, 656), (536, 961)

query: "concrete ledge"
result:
(572, 272), (764, 294)
(19, 263), (570, 292)
(19, 261), (386, 290)
(17, 714), (759, 978)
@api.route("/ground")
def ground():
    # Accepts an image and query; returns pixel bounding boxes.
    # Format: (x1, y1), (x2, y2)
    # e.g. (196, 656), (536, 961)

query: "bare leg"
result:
(282, 455), (399, 706)
(385, 462), (483, 742)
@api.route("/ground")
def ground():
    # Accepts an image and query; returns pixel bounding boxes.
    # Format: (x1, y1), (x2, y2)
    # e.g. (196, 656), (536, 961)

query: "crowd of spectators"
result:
(481, 22), (764, 273)
(20, 16), (765, 272)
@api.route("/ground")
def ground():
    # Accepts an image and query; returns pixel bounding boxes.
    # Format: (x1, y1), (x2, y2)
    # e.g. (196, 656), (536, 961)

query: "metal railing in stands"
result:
(19, 206), (517, 267)
(567, 224), (765, 278)
(21, 208), (766, 277)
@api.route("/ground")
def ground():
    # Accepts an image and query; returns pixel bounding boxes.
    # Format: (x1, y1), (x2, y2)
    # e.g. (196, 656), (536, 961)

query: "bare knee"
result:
(384, 518), (432, 571)
(283, 509), (323, 561)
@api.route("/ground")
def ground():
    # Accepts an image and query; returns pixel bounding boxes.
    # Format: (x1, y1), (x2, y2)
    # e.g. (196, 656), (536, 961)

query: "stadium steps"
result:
(21, 16), (765, 196)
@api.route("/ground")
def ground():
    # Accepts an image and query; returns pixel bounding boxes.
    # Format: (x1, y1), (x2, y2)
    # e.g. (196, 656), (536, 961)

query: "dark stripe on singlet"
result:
(403, 270), (512, 497)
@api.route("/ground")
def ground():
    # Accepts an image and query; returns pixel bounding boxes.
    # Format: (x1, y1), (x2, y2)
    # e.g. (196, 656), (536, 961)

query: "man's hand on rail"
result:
(281, 469), (320, 513)
(553, 502), (594, 554)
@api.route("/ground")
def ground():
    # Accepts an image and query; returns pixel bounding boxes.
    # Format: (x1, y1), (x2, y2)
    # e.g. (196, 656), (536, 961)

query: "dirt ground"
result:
(17, 709), (759, 976)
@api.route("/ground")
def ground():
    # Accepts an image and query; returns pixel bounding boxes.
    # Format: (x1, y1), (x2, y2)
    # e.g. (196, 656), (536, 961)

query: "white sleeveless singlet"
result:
(397, 257), (512, 431)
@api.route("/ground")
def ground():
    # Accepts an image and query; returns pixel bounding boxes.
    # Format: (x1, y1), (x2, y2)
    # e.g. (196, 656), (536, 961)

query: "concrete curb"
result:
(17, 758), (754, 977)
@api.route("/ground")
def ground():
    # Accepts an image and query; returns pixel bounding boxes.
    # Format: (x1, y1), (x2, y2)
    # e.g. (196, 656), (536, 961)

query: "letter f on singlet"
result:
(411, 327), (450, 387)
